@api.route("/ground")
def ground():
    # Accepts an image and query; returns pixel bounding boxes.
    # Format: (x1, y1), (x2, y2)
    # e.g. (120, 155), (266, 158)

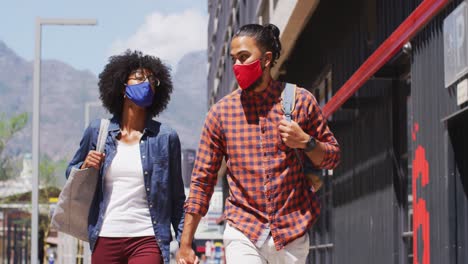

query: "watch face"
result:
(306, 137), (316, 151)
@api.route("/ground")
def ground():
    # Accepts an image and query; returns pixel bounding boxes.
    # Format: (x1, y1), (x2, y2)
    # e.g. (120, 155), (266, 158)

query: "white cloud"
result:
(109, 9), (207, 69)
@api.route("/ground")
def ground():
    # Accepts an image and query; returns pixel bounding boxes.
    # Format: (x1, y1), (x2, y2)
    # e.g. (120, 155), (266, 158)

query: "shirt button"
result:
(142, 155), (146, 159)
(150, 203), (153, 208)
(153, 221), (157, 224)
(141, 140), (144, 144)
(145, 171), (148, 175)
(146, 187), (150, 192)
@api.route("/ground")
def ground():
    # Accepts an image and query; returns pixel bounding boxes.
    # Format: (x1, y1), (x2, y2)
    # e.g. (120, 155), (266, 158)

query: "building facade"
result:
(207, 0), (468, 263)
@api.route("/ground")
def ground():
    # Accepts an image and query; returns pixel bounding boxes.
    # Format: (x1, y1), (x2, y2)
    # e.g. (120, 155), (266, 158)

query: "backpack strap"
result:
(281, 83), (304, 170)
(281, 83), (297, 122)
(96, 119), (110, 153)
(281, 83), (325, 191)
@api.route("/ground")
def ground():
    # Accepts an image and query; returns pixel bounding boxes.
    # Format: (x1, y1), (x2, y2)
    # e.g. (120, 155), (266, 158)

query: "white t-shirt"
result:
(99, 140), (154, 237)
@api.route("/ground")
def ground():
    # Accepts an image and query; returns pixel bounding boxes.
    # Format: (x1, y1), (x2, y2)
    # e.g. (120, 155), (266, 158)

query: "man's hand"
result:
(81, 150), (105, 170)
(176, 246), (198, 264)
(177, 213), (202, 264)
(278, 119), (309, 149)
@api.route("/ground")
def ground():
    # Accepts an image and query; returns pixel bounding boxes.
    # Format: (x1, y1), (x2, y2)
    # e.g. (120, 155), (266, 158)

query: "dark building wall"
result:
(331, 93), (401, 264)
(206, 0), (468, 263)
(283, 0), (418, 263)
(333, 186), (398, 262)
(448, 110), (468, 263)
(284, 0), (468, 262)
(410, 0), (466, 263)
(281, 0), (419, 90)
(411, 27), (454, 264)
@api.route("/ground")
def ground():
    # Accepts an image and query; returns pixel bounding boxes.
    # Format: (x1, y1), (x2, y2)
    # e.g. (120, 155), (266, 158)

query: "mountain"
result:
(0, 40), (99, 160)
(0, 40), (207, 162)
(159, 50), (207, 150)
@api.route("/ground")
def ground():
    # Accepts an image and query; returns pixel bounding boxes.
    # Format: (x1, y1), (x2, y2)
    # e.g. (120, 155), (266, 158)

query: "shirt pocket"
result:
(152, 156), (170, 206)
(152, 156), (169, 181)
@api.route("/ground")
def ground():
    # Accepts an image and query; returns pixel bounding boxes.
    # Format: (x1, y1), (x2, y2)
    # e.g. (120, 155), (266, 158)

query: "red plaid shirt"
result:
(185, 80), (340, 249)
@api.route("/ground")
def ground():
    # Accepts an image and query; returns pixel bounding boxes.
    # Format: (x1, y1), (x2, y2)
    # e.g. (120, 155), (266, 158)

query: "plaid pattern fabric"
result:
(185, 80), (340, 250)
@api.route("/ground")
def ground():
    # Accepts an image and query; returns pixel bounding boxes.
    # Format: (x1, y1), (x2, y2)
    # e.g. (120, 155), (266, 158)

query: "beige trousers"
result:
(223, 223), (309, 264)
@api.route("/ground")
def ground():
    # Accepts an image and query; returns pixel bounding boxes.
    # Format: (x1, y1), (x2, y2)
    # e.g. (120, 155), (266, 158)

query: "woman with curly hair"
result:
(66, 50), (185, 264)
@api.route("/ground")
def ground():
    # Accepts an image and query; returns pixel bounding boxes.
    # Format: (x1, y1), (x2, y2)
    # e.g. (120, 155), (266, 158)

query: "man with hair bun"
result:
(177, 24), (340, 264)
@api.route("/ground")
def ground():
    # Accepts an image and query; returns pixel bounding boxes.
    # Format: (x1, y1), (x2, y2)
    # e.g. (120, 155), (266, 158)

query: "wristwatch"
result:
(304, 136), (317, 152)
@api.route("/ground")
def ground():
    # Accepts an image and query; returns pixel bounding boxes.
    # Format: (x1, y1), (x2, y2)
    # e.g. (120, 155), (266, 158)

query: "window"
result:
(311, 67), (333, 121)
(213, 17), (218, 34)
(214, 76), (220, 94)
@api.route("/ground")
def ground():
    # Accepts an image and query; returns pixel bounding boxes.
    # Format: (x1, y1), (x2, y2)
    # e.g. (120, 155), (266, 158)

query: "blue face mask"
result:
(125, 81), (154, 108)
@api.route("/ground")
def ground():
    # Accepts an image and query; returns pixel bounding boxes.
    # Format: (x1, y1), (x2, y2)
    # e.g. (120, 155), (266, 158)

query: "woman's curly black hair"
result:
(98, 50), (173, 118)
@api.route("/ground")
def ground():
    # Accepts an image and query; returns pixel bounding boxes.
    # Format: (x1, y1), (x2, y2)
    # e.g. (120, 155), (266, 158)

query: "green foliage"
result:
(0, 186), (61, 204)
(0, 112), (28, 150)
(0, 112), (28, 180)
(39, 155), (67, 188)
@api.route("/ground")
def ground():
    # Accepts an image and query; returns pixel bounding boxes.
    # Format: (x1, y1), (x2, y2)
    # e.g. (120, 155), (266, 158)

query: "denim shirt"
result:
(66, 116), (186, 263)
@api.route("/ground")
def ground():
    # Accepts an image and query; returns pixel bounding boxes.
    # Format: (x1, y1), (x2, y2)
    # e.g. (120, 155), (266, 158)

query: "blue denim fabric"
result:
(66, 116), (185, 263)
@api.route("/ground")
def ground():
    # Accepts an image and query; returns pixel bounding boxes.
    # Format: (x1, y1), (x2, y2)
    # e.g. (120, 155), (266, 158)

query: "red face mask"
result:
(233, 59), (263, 90)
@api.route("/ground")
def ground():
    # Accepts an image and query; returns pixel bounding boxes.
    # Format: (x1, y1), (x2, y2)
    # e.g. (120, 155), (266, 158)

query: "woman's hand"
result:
(176, 245), (199, 264)
(80, 150), (105, 170)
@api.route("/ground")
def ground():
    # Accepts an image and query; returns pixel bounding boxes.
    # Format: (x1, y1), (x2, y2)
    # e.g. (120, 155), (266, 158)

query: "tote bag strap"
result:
(96, 119), (110, 153)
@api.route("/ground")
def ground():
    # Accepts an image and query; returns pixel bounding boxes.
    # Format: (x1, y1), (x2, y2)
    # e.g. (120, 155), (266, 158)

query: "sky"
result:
(1, 0), (208, 75)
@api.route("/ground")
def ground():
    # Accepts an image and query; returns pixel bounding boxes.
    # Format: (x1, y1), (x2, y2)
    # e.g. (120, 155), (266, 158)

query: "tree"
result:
(40, 155), (57, 187)
(0, 112), (28, 180)
(39, 155), (67, 188)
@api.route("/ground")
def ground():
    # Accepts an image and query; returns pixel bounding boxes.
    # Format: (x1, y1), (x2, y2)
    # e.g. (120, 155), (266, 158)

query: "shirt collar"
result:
(108, 115), (159, 135)
(243, 79), (283, 103)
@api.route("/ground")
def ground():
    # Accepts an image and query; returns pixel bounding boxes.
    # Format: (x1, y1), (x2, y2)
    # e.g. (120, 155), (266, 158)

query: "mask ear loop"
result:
(143, 74), (160, 87)
(122, 82), (127, 98)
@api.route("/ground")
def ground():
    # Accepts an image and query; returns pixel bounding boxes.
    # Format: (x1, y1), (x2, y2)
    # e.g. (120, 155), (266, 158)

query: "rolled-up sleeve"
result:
(305, 93), (341, 170)
(184, 107), (225, 216)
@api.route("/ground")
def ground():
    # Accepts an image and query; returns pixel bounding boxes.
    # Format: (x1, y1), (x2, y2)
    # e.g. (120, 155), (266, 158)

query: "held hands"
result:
(176, 245), (199, 264)
(278, 119), (309, 149)
(81, 150), (105, 170)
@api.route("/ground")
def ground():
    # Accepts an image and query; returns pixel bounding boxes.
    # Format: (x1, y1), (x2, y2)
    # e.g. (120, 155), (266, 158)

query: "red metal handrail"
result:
(323, 0), (450, 118)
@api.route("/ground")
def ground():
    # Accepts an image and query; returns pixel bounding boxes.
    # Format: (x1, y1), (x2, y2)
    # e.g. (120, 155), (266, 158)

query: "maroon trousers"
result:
(92, 236), (163, 264)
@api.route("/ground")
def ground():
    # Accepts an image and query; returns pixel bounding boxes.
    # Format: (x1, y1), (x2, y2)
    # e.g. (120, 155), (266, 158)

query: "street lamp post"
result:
(84, 101), (102, 129)
(32, 17), (97, 264)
